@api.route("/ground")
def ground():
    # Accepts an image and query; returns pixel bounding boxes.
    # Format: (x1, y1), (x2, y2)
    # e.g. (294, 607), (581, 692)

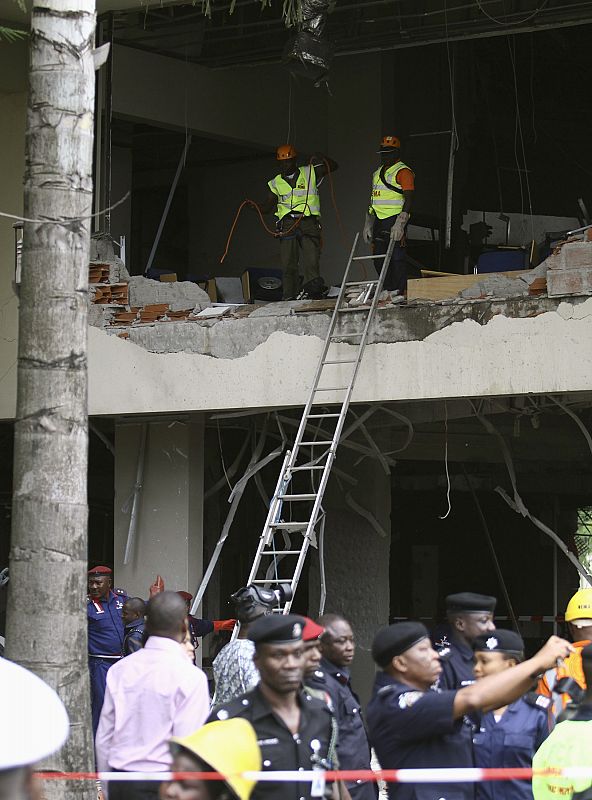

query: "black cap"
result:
(581, 643), (592, 662)
(248, 613), (305, 646)
(446, 592), (497, 614)
(372, 622), (430, 668)
(473, 629), (524, 656)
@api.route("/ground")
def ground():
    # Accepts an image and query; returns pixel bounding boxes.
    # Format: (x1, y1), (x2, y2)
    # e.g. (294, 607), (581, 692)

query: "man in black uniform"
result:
(433, 592), (497, 690)
(307, 614), (376, 800)
(208, 613), (338, 800)
(366, 621), (573, 800)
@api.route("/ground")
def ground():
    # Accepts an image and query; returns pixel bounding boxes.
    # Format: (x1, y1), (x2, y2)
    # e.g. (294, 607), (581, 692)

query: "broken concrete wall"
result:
(79, 296), (592, 417)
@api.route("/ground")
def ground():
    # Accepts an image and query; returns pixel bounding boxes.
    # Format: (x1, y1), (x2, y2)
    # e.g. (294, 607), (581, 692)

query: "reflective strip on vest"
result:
(369, 161), (412, 220)
(268, 165), (320, 220)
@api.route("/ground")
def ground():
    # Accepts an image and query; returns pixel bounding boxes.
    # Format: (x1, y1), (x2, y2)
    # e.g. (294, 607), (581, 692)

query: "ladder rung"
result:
(269, 522), (309, 529)
(305, 412), (341, 418)
(290, 465), (326, 471)
(261, 550), (303, 555)
(345, 280), (379, 287)
(338, 306), (371, 313)
(279, 493), (318, 500)
(300, 440), (333, 446)
(314, 387), (348, 392)
(331, 332), (362, 339)
(352, 254), (384, 260)
(321, 360), (356, 365)
(250, 579), (291, 584)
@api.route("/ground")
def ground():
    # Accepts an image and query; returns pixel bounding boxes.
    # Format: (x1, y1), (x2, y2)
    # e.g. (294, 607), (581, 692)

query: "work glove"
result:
(363, 213), (374, 245)
(390, 211), (410, 242)
(213, 618), (237, 632)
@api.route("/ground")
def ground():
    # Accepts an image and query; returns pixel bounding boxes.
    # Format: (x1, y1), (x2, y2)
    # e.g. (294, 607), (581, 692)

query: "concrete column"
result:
(113, 416), (204, 599)
(309, 453), (391, 706)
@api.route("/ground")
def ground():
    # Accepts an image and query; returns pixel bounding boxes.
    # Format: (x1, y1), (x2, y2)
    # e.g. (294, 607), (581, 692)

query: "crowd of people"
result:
(1, 572), (592, 800)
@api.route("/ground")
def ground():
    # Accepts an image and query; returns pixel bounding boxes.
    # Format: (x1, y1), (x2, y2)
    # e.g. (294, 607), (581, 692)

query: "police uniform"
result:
(434, 593), (497, 691)
(123, 619), (145, 656)
(367, 621), (475, 800)
(307, 657), (376, 800)
(473, 693), (551, 800)
(207, 614), (337, 800)
(87, 568), (127, 735)
(472, 629), (552, 800)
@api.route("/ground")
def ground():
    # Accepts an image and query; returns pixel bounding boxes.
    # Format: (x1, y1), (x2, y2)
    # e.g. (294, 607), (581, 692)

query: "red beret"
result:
(302, 617), (324, 642)
(88, 565), (112, 575)
(177, 591), (193, 601)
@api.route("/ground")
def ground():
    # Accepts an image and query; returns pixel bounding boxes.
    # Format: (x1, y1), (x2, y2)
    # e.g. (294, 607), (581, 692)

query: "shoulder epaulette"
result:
(114, 587), (127, 596)
(524, 692), (552, 710)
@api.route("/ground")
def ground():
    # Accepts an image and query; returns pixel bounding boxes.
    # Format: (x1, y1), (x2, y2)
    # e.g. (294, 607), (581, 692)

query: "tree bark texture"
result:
(6, 2), (96, 798)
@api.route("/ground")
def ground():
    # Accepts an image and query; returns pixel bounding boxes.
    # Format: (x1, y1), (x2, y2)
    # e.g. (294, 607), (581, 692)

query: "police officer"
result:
(307, 614), (376, 800)
(366, 621), (572, 800)
(87, 565), (127, 735)
(434, 592), (497, 690)
(208, 614), (337, 800)
(472, 629), (552, 800)
(122, 597), (146, 656)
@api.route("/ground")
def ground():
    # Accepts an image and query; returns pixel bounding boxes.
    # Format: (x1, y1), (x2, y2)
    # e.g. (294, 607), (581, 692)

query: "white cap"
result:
(0, 657), (69, 770)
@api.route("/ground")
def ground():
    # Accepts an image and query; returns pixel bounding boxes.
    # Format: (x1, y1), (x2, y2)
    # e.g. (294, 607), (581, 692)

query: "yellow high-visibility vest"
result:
(268, 165), (320, 220)
(369, 161), (413, 219)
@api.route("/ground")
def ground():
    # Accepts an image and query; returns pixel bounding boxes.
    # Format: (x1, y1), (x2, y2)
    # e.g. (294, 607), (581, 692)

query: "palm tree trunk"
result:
(6, 1), (97, 797)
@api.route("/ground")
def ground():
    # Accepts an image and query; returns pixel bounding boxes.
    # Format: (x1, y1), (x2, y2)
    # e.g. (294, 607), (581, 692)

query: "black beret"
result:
(581, 643), (592, 662)
(372, 622), (429, 668)
(248, 613), (305, 645)
(446, 592), (497, 614)
(473, 629), (524, 655)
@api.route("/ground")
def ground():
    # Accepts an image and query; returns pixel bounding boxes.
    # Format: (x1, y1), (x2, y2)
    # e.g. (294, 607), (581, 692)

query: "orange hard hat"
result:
(276, 144), (297, 160)
(378, 135), (401, 152)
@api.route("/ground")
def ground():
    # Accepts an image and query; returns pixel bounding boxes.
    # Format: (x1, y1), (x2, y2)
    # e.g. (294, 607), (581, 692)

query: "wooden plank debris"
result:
(407, 270), (531, 302)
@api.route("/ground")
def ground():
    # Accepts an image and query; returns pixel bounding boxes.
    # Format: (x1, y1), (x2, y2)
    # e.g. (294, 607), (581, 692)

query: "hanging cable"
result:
(220, 156), (349, 264)
(439, 400), (452, 520)
(475, 0), (550, 26)
(507, 36), (535, 244)
(286, 74), (293, 143)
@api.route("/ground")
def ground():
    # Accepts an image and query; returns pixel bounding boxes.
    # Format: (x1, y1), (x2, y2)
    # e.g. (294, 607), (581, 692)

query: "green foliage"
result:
(0, 26), (28, 42)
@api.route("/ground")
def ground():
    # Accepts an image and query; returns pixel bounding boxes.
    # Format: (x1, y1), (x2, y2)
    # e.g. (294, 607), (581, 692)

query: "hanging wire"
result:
(507, 36), (535, 245)
(529, 33), (538, 145)
(286, 73), (293, 144)
(475, 0), (551, 26)
(443, 0), (459, 151)
(439, 400), (452, 520)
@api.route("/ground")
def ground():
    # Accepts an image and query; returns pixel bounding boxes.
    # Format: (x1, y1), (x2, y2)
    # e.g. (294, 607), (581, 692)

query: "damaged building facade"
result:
(1, 0), (592, 691)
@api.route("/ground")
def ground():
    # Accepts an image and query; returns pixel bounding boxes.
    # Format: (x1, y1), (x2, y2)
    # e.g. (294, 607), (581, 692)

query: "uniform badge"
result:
(292, 623), (302, 638)
(398, 691), (423, 709)
(485, 637), (498, 650)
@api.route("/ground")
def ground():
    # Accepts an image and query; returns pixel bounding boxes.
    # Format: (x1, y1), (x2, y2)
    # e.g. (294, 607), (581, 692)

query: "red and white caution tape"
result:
(392, 616), (566, 623)
(34, 767), (592, 783)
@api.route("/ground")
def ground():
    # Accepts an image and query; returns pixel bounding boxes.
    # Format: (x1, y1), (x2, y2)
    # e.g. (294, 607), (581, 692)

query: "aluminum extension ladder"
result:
(238, 232), (398, 622)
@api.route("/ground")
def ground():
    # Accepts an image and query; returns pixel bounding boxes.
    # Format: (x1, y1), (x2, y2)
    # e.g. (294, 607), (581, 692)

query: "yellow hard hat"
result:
(170, 719), (261, 800)
(565, 588), (592, 623)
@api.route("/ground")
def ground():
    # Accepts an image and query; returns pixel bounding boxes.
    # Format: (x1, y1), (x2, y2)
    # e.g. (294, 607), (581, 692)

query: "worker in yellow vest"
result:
(260, 144), (338, 299)
(538, 588), (592, 719)
(363, 135), (415, 294)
